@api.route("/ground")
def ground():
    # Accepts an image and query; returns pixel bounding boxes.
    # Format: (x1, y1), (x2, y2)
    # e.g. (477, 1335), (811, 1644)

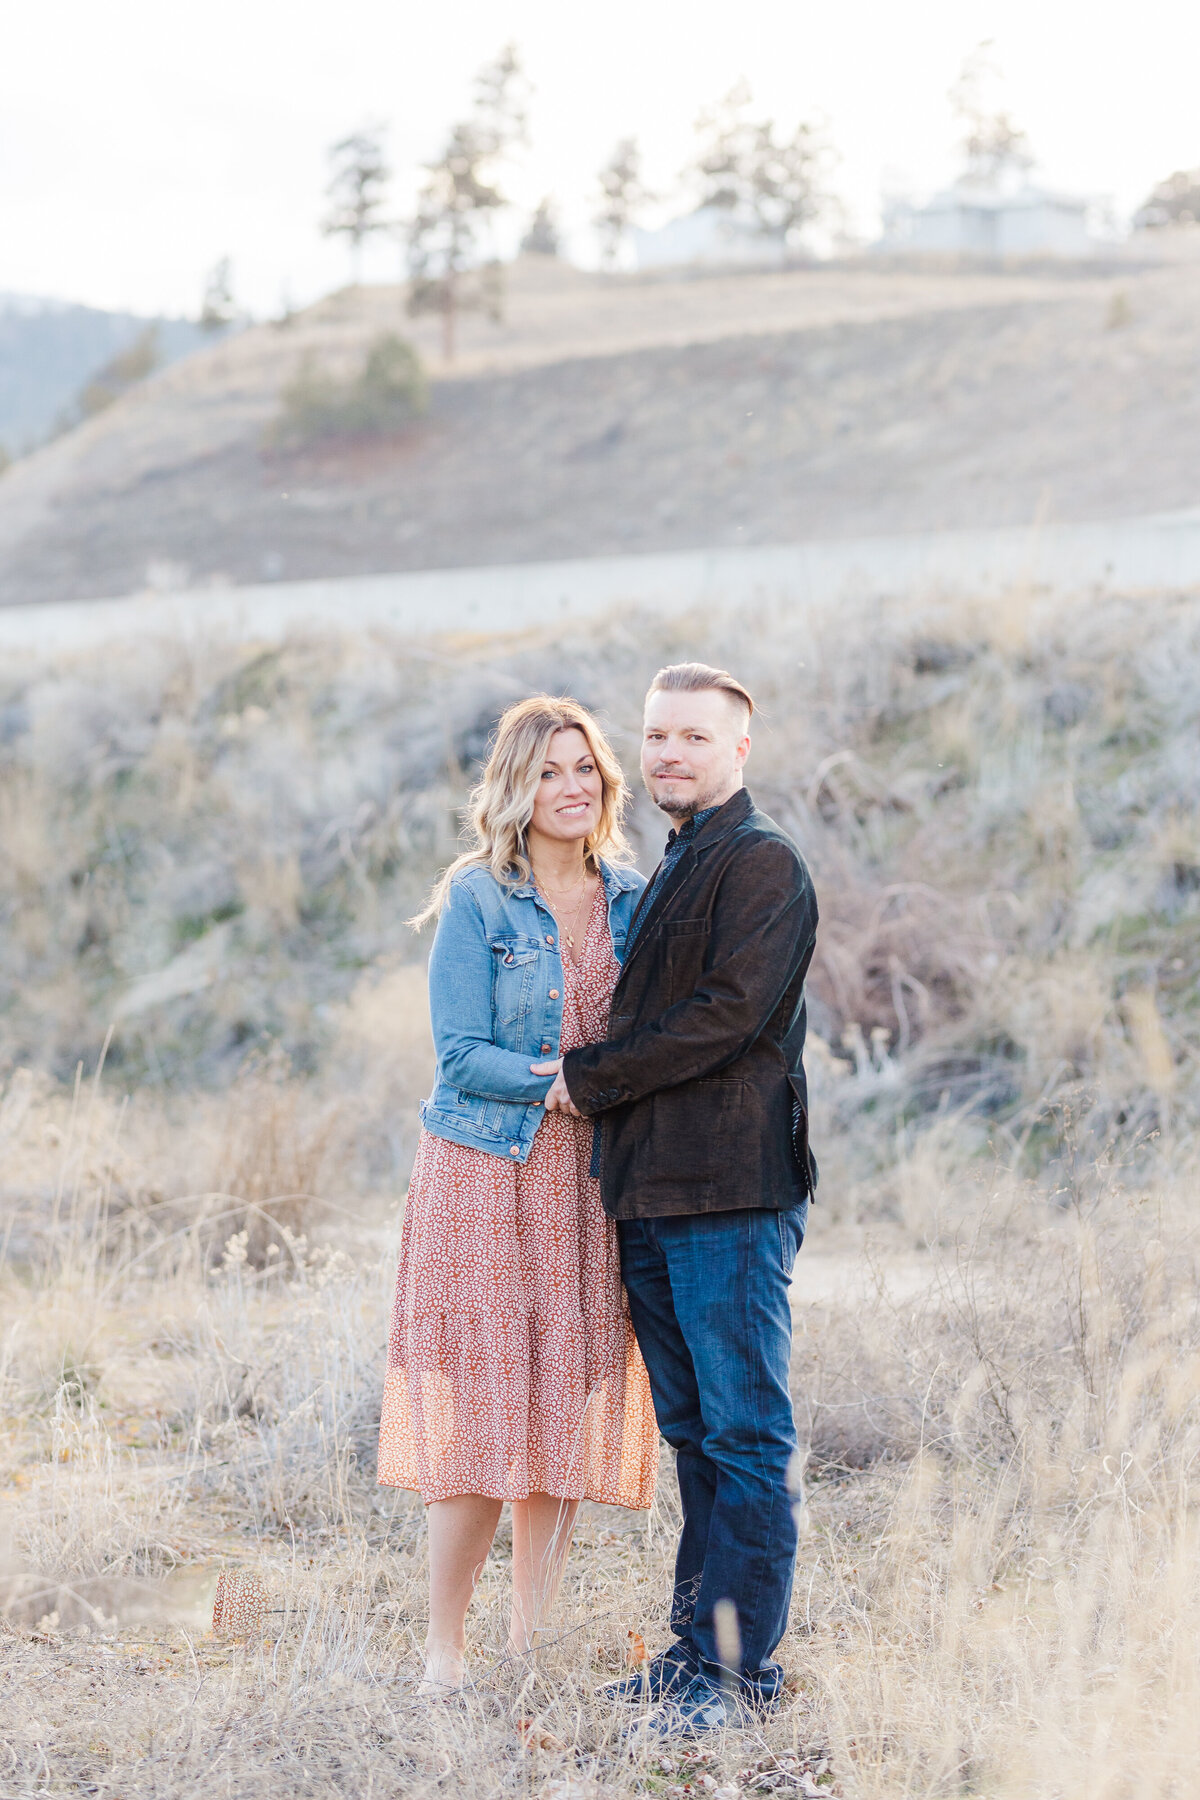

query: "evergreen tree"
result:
(690, 83), (832, 248)
(406, 45), (529, 361)
(323, 127), (392, 283)
(199, 257), (237, 331)
(1134, 168), (1200, 229)
(949, 46), (1034, 187)
(77, 327), (159, 419)
(521, 197), (561, 257)
(593, 137), (652, 267)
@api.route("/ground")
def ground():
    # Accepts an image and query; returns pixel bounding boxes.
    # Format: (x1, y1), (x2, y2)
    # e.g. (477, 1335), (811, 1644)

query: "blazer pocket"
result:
(646, 1076), (744, 1192)
(661, 916), (711, 1000)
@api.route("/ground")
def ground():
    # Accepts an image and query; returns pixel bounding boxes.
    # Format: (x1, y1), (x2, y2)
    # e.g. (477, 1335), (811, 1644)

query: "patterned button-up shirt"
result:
(590, 805), (721, 1178)
(627, 805), (720, 949)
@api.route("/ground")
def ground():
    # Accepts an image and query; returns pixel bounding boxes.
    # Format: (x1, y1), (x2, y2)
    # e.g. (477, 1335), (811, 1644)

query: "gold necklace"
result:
(538, 874), (593, 954)
(536, 867), (588, 900)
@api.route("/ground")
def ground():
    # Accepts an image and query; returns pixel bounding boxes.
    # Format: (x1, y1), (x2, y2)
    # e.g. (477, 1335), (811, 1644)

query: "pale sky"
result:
(3, 0), (1198, 319)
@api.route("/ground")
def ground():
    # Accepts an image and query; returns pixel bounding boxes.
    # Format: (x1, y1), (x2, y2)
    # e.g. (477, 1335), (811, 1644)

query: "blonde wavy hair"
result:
(411, 695), (633, 926)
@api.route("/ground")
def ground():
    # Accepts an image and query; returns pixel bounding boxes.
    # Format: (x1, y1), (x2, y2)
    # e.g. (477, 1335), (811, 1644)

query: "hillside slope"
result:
(3, 582), (1197, 1180)
(0, 296), (206, 459)
(1, 254), (1198, 606)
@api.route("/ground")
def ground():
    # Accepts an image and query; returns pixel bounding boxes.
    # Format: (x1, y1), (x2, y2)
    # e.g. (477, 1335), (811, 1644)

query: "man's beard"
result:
(649, 770), (722, 819)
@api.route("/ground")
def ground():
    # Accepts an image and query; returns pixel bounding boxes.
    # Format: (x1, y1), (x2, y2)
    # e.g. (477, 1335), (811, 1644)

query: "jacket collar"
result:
(618, 788), (754, 975)
(691, 785), (753, 851)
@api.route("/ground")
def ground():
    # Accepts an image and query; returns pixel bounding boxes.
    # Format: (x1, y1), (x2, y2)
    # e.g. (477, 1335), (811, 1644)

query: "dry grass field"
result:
(3, 579), (1200, 1796)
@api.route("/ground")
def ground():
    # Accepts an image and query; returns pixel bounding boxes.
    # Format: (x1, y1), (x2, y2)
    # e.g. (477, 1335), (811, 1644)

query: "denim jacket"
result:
(420, 858), (646, 1162)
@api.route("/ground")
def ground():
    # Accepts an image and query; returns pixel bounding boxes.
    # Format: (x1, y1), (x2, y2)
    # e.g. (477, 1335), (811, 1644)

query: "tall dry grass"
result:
(3, 581), (1200, 1794)
(4, 1100), (1200, 1796)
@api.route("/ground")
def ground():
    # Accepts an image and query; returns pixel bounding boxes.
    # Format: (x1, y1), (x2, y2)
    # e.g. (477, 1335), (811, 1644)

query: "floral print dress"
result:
(378, 883), (658, 1508)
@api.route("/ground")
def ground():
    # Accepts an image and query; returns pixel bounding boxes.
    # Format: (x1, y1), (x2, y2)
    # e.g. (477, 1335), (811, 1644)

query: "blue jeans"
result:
(618, 1202), (808, 1699)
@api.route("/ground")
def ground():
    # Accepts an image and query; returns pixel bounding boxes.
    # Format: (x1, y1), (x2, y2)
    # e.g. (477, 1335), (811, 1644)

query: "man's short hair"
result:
(645, 661), (755, 724)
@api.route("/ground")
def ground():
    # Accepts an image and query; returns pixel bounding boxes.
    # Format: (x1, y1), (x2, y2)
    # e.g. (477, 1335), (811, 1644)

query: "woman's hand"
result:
(530, 1058), (581, 1116)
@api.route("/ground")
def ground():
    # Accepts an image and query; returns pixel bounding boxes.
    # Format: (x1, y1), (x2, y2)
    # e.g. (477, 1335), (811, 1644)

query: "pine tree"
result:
(406, 45), (529, 361)
(323, 127), (392, 284)
(199, 257), (237, 332)
(521, 197), (561, 257)
(690, 84), (833, 248)
(593, 138), (652, 268)
(948, 47), (1034, 188)
(1134, 168), (1200, 230)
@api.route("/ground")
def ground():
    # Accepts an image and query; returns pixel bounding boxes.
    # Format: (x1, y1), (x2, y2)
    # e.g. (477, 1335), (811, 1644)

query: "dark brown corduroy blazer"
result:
(562, 787), (819, 1219)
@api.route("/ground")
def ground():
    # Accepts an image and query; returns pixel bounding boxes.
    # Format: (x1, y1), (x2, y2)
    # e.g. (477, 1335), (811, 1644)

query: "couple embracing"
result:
(377, 661), (819, 1737)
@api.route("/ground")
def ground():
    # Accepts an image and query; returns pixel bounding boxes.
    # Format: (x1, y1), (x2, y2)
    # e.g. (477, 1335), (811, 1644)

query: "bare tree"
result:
(1134, 168), (1200, 229)
(593, 137), (652, 268)
(323, 127), (392, 283)
(406, 44), (530, 361)
(690, 84), (833, 248)
(949, 45), (1034, 187)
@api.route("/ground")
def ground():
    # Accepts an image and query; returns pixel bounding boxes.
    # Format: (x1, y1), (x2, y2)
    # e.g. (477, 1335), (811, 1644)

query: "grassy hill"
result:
(1, 253), (1199, 606)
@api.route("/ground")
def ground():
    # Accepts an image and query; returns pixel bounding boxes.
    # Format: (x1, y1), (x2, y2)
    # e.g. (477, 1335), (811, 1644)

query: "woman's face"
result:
(528, 726), (604, 847)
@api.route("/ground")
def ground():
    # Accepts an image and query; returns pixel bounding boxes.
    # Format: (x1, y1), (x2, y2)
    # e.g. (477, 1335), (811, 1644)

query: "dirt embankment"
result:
(1, 253), (1198, 606)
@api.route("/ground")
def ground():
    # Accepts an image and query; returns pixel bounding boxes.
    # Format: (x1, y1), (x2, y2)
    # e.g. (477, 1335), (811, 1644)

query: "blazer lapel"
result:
(615, 791), (754, 990)
(614, 844), (697, 985)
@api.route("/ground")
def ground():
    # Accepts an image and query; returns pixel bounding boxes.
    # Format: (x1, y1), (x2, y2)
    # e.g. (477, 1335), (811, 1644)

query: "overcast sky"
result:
(3, 0), (1198, 319)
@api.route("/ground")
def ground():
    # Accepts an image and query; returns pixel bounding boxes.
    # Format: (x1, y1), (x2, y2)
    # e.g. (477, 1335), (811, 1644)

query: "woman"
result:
(378, 695), (658, 1692)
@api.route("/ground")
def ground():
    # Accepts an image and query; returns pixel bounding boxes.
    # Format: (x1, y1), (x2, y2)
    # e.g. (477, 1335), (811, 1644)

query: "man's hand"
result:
(530, 1057), (582, 1115)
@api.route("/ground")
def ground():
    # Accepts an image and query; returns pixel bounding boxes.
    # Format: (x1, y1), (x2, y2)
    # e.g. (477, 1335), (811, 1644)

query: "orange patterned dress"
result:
(378, 884), (658, 1508)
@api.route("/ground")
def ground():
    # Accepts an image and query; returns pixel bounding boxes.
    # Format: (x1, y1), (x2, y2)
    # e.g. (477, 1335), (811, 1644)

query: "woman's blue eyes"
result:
(541, 765), (594, 778)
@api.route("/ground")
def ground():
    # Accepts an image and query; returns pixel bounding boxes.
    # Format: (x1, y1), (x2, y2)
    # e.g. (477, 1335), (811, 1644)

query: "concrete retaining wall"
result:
(2, 510), (1199, 654)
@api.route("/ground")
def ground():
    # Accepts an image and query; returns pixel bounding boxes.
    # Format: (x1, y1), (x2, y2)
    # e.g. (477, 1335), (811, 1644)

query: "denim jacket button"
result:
(549, 988), (559, 1000)
(545, 934), (554, 945)
(509, 1145), (520, 1156)
(541, 1043), (552, 1052)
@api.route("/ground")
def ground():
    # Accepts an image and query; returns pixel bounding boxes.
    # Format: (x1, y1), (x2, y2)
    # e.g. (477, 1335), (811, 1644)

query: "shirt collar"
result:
(666, 805), (720, 846)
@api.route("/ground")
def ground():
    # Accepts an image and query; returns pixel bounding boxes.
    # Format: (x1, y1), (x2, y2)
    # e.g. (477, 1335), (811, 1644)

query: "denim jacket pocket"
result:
(490, 936), (541, 1026)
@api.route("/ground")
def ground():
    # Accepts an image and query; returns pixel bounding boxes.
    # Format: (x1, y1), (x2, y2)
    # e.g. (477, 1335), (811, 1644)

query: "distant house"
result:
(880, 181), (1094, 258)
(633, 206), (789, 272)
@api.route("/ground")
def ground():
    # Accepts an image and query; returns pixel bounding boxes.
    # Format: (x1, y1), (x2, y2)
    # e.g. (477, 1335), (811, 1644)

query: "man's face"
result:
(641, 687), (751, 819)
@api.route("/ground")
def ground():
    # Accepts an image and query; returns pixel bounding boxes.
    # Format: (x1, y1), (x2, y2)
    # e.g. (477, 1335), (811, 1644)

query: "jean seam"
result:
(739, 1214), (781, 1665)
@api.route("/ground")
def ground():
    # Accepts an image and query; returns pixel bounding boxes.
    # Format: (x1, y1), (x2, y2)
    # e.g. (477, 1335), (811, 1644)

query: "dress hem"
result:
(375, 1471), (654, 1509)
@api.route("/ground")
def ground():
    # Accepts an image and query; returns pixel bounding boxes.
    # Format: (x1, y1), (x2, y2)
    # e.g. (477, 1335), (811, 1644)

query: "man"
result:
(534, 661), (819, 1735)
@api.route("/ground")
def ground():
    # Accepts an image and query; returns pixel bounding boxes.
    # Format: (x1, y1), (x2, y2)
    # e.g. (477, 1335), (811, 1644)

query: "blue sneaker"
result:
(603, 1642), (698, 1704)
(628, 1674), (754, 1740)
